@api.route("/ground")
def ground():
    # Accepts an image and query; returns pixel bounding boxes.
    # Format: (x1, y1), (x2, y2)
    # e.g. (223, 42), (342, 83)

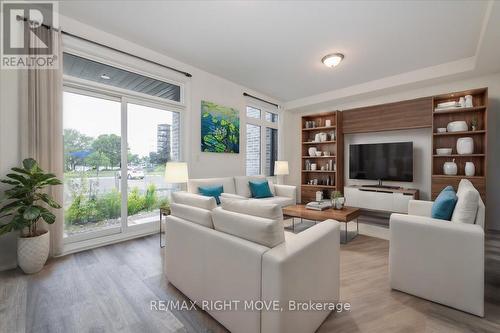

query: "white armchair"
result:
(389, 180), (485, 317)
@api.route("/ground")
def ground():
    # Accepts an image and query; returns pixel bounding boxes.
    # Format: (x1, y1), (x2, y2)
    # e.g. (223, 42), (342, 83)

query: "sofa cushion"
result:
(249, 180), (274, 199)
(220, 193), (248, 200)
(431, 186), (458, 221)
(212, 207), (285, 247)
(267, 179), (277, 196)
(451, 185), (479, 225)
(250, 196), (295, 208)
(171, 191), (217, 211)
(221, 198), (283, 220)
(198, 185), (224, 204)
(234, 175), (267, 197)
(188, 177), (236, 194)
(170, 203), (214, 228)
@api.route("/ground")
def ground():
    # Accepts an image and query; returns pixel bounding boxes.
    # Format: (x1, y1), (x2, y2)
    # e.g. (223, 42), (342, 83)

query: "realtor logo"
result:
(1, 1), (59, 69)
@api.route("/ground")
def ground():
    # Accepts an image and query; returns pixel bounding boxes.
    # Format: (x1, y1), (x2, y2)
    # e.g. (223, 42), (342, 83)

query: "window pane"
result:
(265, 112), (278, 123)
(63, 53), (181, 102)
(265, 128), (278, 176)
(246, 106), (261, 119)
(127, 103), (180, 226)
(63, 91), (122, 237)
(246, 124), (261, 176)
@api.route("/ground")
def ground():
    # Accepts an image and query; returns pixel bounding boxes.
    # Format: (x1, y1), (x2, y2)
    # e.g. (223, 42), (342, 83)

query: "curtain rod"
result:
(243, 92), (279, 108)
(15, 15), (192, 78)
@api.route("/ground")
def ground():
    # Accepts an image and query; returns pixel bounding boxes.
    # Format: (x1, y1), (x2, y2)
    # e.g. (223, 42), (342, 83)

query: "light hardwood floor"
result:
(1, 230), (499, 333)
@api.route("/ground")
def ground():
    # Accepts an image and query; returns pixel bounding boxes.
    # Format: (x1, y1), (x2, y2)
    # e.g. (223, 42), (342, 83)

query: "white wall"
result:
(0, 16), (281, 270)
(283, 72), (500, 231)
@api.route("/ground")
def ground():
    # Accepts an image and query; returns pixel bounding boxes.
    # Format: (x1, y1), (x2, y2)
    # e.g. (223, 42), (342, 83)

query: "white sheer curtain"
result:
(20, 28), (64, 256)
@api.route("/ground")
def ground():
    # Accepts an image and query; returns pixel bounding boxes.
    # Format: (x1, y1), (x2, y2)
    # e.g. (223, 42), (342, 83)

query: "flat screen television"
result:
(349, 142), (413, 182)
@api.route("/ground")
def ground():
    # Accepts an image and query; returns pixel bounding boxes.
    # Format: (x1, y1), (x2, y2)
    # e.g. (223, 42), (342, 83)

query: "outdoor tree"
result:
(128, 152), (140, 165)
(85, 151), (110, 177)
(92, 134), (121, 167)
(63, 129), (93, 171)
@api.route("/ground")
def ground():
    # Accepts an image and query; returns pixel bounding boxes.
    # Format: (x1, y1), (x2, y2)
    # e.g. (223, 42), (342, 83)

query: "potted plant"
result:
(471, 115), (478, 131)
(0, 158), (62, 274)
(331, 191), (345, 210)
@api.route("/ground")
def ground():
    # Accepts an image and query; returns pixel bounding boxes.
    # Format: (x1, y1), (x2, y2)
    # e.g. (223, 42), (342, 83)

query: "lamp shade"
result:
(164, 162), (189, 183)
(274, 161), (289, 176)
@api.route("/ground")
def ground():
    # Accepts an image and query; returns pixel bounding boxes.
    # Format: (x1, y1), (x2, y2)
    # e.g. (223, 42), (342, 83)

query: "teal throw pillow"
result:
(248, 180), (274, 199)
(431, 186), (458, 220)
(198, 185), (224, 205)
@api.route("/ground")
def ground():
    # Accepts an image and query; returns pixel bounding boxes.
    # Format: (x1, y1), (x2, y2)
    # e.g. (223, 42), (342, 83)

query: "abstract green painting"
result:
(201, 100), (240, 153)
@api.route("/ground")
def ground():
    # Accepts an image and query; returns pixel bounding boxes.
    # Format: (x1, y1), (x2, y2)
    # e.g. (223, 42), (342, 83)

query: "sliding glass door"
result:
(63, 90), (181, 242)
(126, 102), (180, 226)
(63, 91), (122, 238)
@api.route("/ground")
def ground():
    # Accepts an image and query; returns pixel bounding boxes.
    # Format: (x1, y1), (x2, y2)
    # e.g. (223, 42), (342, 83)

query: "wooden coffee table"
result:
(282, 205), (361, 243)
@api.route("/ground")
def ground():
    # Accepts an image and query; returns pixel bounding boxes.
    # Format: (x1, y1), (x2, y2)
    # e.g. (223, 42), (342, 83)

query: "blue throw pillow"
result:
(248, 180), (274, 199)
(431, 186), (458, 221)
(198, 185), (224, 205)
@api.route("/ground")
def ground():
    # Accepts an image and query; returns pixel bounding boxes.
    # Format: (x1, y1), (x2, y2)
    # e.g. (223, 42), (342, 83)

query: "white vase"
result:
(447, 121), (468, 132)
(465, 95), (473, 107)
(17, 230), (50, 274)
(457, 137), (474, 155)
(308, 147), (317, 157)
(465, 162), (475, 176)
(443, 159), (458, 175)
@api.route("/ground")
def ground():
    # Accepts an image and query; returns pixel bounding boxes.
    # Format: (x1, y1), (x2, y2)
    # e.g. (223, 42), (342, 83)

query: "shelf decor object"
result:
(301, 111), (343, 203)
(447, 120), (468, 132)
(431, 88), (487, 201)
(456, 137), (474, 155)
(443, 159), (458, 176)
(465, 162), (476, 177)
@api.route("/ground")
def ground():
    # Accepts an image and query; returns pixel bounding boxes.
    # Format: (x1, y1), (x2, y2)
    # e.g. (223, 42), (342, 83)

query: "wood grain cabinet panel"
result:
(342, 97), (433, 133)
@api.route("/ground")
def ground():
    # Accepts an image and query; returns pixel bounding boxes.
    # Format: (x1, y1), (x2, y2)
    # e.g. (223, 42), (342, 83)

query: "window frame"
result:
(62, 45), (186, 248)
(245, 102), (279, 176)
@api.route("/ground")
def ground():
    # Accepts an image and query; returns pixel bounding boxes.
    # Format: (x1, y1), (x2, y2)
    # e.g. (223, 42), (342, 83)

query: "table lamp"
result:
(274, 161), (289, 185)
(165, 162), (189, 191)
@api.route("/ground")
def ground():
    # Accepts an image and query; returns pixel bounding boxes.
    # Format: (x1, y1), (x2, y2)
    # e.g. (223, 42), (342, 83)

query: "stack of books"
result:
(434, 101), (462, 112)
(305, 200), (332, 211)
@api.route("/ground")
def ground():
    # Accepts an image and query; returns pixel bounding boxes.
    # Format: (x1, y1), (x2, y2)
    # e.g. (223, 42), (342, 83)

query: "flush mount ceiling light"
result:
(100, 73), (111, 80)
(321, 53), (344, 68)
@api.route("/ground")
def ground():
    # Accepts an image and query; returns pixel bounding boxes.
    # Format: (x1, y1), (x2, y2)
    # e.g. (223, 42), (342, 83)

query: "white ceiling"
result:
(59, 1), (491, 102)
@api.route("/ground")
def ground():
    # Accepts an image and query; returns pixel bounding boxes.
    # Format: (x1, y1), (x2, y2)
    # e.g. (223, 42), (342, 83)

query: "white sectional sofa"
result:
(389, 179), (485, 316)
(166, 192), (340, 333)
(186, 175), (297, 207)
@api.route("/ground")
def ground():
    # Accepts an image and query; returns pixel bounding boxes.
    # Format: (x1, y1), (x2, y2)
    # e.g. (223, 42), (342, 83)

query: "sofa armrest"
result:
(171, 191), (217, 210)
(407, 199), (433, 217)
(261, 221), (340, 333)
(274, 184), (297, 203)
(389, 213), (484, 316)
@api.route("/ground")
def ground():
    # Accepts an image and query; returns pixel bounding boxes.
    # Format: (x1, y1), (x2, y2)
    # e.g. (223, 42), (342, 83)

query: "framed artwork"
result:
(201, 100), (240, 153)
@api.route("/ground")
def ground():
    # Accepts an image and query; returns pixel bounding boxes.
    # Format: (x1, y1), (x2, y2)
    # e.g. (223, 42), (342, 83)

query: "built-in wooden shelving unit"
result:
(431, 88), (488, 201)
(300, 111), (343, 203)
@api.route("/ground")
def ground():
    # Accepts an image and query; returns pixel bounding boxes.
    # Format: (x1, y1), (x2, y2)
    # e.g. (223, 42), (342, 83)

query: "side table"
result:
(159, 207), (170, 248)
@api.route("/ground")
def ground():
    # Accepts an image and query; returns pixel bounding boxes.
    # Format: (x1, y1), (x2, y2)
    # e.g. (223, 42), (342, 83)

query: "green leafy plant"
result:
(471, 115), (478, 129)
(0, 158), (62, 237)
(331, 191), (342, 200)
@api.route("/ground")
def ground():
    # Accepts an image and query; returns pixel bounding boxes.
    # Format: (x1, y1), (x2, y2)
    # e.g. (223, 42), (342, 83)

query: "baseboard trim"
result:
(0, 262), (17, 272)
(60, 226), (158, 257)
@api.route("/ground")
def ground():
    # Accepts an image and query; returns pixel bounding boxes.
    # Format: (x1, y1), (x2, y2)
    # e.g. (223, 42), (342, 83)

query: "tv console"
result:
(344, 185), (419, 214)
